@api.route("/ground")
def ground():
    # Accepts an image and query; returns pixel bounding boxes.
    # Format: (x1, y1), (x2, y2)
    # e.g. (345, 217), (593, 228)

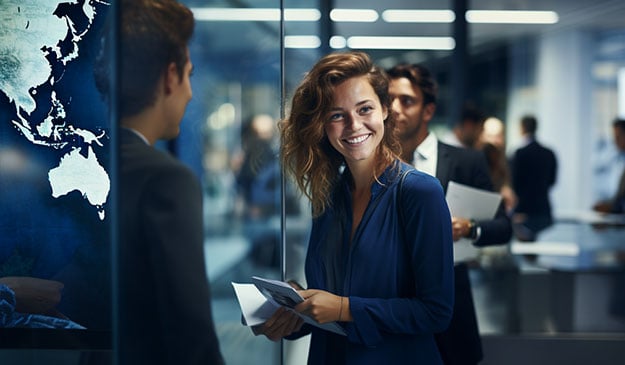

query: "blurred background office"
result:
(1, 0), (625, 364)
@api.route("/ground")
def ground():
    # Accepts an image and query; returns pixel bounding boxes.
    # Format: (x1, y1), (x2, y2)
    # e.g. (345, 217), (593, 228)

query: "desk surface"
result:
(511, 220), (625, 271)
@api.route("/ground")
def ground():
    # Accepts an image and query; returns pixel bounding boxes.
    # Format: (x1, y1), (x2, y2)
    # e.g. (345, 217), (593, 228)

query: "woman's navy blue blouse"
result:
(291, 161), (454, 365)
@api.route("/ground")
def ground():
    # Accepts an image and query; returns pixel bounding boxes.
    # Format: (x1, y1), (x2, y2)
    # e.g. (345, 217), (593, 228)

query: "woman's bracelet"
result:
(338, 296), (344, 321)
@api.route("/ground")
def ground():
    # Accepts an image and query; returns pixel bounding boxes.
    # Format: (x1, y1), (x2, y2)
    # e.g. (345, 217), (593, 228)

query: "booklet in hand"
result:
(232, 276), (347, 336)
(251, 276), (305, 308)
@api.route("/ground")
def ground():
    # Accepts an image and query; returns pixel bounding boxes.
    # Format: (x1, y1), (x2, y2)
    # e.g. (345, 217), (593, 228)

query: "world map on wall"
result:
(0, 0), (112, 328)
(0, 0), (110, 220)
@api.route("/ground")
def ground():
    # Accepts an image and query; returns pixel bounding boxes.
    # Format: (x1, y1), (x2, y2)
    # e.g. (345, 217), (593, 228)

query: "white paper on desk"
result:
(231, 279), (347, 336)
(446, 181), (502, 263)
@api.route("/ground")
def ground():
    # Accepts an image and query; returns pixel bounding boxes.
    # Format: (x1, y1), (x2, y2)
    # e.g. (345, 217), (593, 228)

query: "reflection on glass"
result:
(180, 1), (290, 364)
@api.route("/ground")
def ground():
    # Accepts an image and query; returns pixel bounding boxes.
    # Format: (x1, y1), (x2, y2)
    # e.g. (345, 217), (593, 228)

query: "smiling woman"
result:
(251, 51), (455, 365)
(323, 75), (387, 167)
(280, 51), (401, 217)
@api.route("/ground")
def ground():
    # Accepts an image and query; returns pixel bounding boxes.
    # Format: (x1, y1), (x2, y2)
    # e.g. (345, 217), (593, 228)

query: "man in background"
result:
(442, 102), (486, 149)
(480, 117), (517, 214)
(593, 118), (625, 214)
(94, 1), (224, 364)
(387, 63), (512, 365)
(510, 115), (558, 238)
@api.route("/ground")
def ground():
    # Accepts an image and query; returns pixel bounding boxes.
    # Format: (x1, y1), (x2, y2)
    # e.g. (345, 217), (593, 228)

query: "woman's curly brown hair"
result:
(279, 51), (401, 217)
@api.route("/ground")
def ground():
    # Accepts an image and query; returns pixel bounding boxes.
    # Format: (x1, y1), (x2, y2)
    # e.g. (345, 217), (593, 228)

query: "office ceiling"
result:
(184, 0), (625, 87)
(187, 0), (625, 53)
(333, 0), (625, 46)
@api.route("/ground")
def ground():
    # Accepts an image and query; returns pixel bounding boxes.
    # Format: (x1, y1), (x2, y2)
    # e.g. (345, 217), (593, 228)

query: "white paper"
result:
(231, 283), (277, 327)
(231, 278), (347, 336)
(446, 181), (502, 263)
(451, 239), (480, 263)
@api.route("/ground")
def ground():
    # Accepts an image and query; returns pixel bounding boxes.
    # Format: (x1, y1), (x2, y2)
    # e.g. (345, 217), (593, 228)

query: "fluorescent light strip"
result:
(285, 9), (321, 21)
(382, 9), (455, 23)
(330, 9), (379, 22)
(466, 10), (559, 24)
(191, 8), (320, 22)
(192, 8), (276, 21)
(330, 36), (347, 49)
(347, 36), (455, 50)
(192, 7), (558, 25)
(284, 36), (321, 49)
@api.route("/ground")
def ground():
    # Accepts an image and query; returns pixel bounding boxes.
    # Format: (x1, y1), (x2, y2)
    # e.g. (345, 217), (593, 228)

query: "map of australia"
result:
(0, 0), (110, 220)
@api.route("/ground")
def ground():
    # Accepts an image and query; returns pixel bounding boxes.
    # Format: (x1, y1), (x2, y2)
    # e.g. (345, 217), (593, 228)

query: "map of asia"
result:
(0, 0), (112, 328)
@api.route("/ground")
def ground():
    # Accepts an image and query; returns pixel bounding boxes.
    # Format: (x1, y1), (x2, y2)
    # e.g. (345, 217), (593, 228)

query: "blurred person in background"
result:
(510, 115), (558, 240)
(234, 114), (302, 268)
(593, 118), (625, 214)
(442, 102), (486, 149)
(480, 117), (517, 214)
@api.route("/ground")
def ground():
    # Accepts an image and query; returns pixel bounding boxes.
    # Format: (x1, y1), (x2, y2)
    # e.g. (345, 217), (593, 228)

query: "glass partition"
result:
(180, 1), (284, 364)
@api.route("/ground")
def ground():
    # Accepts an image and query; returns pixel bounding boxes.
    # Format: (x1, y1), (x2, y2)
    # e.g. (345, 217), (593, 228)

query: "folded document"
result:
(231, 276), (346, 336)
(446, 181), (502, 263)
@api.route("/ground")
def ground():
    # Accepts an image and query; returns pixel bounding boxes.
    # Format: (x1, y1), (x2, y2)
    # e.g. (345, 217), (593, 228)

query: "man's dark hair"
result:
(462, 102), (485, 125)
(521, 115), (538, 135)
(613, 117), (625, 131)
(94, 0), (194, 118)
(385, 63), (438, 105)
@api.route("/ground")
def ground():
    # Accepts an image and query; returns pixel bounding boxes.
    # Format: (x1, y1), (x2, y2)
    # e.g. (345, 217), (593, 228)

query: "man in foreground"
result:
(94, 1), (224, 363)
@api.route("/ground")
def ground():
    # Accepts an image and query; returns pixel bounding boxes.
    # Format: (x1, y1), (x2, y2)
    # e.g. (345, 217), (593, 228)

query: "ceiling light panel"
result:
(191, 8), (320, 22)
(330, 9), (379, 22)
(382, 9), (455, 23)
(347, 36), (455, 50)
(284, 36), (321, 49)
(466, 10), (559, 24)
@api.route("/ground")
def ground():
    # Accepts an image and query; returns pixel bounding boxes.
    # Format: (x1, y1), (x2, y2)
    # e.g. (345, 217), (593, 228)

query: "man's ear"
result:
(163, 62), (178, 95)
(424, 102), (436, 123)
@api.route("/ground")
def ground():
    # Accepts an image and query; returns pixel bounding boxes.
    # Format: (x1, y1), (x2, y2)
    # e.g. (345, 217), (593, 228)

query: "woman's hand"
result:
(295, 289), (350, 323)
(252, 307), (304, 341)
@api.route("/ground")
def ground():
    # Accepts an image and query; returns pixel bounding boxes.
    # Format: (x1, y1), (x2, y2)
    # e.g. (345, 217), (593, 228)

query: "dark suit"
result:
(433, 141), (513, 365)
(511, 139), (557, 232)
(612, 169), (625, 213)
(118, 129), (224, 365)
